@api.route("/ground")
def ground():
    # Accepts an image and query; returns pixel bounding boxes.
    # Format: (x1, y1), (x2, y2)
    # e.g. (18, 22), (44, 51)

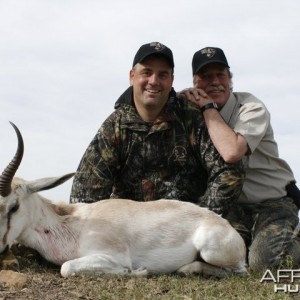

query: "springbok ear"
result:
(27, 173), (75, 193)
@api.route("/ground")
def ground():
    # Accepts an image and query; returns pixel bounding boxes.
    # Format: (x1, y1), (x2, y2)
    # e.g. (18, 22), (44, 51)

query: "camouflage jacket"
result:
(70, 87), (244, 216)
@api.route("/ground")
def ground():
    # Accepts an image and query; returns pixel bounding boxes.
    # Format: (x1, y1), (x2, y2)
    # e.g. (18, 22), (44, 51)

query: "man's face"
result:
(194, 63), (231, 108)
(130, 55), (174, 120)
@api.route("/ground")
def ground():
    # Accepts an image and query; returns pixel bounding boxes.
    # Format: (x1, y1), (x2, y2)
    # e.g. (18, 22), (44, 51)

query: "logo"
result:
(150, 42), (165, 51)
(260, 269), (300, 293)
(173, 146), (187, 164)
(201, 48), (216, 58)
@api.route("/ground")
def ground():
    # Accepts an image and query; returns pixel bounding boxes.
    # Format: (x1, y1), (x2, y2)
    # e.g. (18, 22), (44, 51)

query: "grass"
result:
(0, 246), (298, 299)
(1, 267), (297, 299)
(74, 274), (289, 300)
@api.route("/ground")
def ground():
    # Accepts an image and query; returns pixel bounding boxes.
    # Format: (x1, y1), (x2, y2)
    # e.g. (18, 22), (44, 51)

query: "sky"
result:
(0, 0), (299, 203)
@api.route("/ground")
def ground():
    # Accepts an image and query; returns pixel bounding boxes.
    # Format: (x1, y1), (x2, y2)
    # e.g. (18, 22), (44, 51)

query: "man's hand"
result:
(177, 88), (213, 108)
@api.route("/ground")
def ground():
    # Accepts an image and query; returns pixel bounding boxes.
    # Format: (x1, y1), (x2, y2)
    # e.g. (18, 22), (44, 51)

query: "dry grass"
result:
(0, 246), (297, 300)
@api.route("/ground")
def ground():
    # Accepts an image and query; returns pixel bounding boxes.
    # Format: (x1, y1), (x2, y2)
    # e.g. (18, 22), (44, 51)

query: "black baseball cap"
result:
(192, 47), (229, 75)
(132, 42), (174, 68)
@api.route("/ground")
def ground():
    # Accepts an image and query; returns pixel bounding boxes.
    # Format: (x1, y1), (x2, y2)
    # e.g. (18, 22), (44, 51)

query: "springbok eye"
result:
(8, 203), (19, 215)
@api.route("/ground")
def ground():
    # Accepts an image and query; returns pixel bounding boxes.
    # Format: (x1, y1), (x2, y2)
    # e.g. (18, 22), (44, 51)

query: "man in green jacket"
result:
(70, 42), (244, 219)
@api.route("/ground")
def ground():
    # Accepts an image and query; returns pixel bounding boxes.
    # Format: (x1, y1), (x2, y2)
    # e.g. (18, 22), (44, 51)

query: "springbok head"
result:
(0, 122), (25, 253)
(0, 122), (74, 253)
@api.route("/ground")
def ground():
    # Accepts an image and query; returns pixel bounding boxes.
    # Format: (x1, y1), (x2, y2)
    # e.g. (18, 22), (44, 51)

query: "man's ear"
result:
(129, 69), (134, 85)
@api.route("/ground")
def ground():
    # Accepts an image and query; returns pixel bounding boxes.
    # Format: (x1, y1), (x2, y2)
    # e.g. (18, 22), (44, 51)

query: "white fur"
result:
(0, 175), (248, 278)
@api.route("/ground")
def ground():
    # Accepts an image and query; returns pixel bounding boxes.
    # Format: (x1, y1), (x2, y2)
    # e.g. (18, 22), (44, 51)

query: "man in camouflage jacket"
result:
(70, 42), (244, 218)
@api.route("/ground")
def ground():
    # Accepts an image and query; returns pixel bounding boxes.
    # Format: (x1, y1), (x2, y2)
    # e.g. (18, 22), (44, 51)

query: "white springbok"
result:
(0, 122), (248, 278)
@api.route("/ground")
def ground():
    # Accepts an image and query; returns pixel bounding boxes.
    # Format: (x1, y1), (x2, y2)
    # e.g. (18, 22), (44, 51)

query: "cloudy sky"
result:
(0, 0), (299, 203)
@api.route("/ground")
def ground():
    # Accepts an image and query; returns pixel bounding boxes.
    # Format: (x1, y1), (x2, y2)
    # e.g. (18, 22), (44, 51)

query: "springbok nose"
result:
(0, 245), (9, 256)
(0, 247), (20, 271)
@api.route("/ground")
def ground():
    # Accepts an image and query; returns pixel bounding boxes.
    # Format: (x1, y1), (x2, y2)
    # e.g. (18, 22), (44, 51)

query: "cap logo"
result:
(201, 48), (216, 58)
(150, 42), (166, 51)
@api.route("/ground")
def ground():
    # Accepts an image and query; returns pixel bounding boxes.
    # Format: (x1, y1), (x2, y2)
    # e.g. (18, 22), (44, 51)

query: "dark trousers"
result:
(226, 197), (300, 272)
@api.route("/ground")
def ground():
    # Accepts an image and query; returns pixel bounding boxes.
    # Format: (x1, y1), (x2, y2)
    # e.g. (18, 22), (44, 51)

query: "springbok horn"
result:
(0, 122), (24, 197)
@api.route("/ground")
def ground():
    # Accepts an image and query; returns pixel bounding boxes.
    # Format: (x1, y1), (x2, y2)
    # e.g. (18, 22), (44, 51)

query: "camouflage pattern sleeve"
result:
(197, 127), (245, 216)
(70, 114), (119, 203)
